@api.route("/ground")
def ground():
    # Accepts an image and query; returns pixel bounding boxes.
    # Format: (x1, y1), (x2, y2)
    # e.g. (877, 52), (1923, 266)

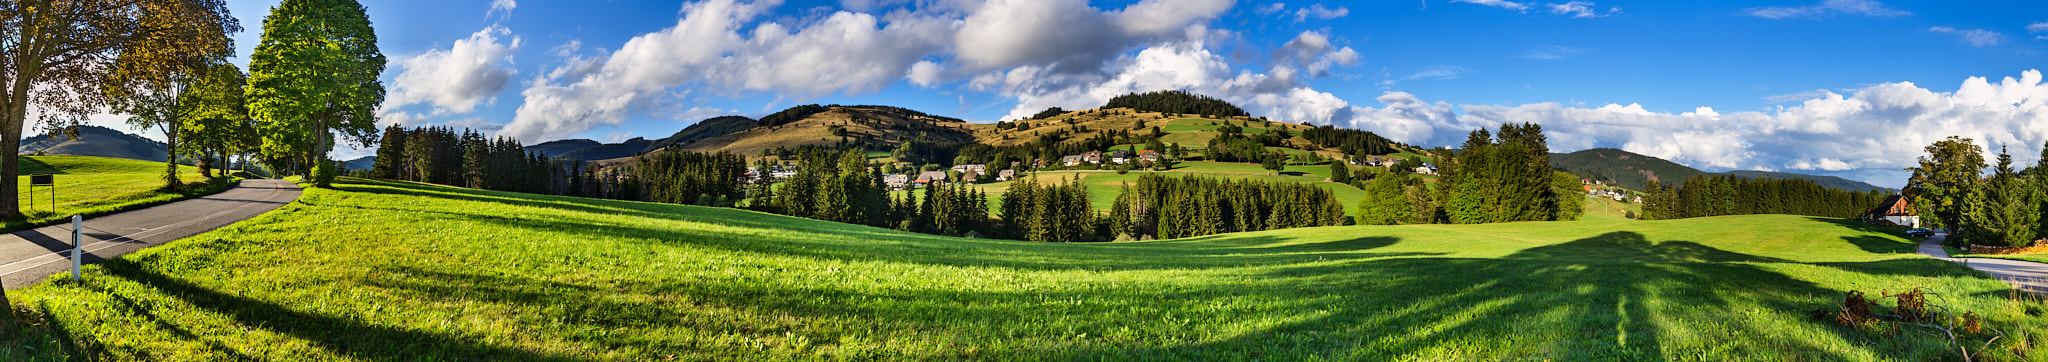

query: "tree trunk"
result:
(0, 92), (28, 222)
(163, 123), (180, 192)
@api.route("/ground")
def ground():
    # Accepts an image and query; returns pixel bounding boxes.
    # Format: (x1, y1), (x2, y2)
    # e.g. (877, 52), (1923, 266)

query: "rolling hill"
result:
(18, 125), (168, 162)
(661, 105), (975, 158)
(524, 139), (601, 158)
(1550, 148), (1889, 193)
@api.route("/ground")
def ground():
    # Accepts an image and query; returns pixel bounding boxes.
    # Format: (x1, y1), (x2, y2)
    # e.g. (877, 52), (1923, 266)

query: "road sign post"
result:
(71, 215), (80, 284)
(28, 174), (54, 213)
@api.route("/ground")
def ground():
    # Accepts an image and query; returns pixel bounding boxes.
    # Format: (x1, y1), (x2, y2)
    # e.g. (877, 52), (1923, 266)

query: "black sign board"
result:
(28, 174), (53, 186)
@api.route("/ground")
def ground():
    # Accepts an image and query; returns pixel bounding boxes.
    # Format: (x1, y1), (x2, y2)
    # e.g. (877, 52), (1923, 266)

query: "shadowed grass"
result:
(2, 177), (2042, 360)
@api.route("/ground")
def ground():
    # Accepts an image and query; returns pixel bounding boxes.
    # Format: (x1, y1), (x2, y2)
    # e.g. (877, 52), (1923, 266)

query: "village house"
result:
(1108, 150), (1132, 164)
(1061, 155), (1086, 166)
(1862, 195), (1920, 228)
(769, 165), (800, 179)
(915, 170), (949, 186)
(1082, 151), (1104, 164)
(1137, 150), (1160, 163)
(997, 169), (1017, 181)
(950, 164), (987, 174)
(883, 174), (910, 190)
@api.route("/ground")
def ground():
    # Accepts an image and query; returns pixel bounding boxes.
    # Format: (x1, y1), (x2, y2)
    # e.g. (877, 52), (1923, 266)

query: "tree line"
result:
(1103, 90), (1250, 118)
(1302, 125), (1399, 157)
(1108, 174), (1346, 240)
(1437, 123), (1583, 224)
(371, 126), (564, 195)
(1907, 137), (2046, 248)
(1639, 175), (1885, 220)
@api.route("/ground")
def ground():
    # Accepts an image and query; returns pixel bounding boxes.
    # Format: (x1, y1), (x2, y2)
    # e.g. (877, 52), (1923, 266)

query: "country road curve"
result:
(1918, 233), (2048, 295)
(0, 178), (302, 290)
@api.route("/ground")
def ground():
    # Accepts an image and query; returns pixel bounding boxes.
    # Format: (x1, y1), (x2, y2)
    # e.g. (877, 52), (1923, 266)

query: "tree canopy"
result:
(246, 0), (386, 186)
(1103, 90), (1249, 118)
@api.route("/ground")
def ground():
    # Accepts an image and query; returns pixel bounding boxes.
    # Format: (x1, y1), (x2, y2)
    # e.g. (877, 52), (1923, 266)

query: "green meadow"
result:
(8, 156), (215, 231)
(2, 177), (2041, 360)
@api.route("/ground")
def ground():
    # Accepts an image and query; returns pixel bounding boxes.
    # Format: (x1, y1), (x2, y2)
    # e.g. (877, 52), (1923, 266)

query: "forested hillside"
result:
(1550, 148), (1888, 193)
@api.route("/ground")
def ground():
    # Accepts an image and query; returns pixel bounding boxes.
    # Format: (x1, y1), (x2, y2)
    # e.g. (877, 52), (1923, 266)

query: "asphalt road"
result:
(0, 179), (301, 289)
(1917, 233), (2048, 295)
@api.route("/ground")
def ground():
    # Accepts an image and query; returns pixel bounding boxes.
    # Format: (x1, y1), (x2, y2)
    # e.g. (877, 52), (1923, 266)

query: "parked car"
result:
(1905, 228), (1935, 238)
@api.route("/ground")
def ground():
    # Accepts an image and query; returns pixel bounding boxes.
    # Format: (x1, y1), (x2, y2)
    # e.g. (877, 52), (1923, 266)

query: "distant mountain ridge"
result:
(19, 125), (168, 162)
(1549, 148), (1891, 193)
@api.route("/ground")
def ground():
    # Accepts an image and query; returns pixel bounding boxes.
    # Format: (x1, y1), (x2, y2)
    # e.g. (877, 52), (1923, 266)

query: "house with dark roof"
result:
(1862, 195), (1919, 228)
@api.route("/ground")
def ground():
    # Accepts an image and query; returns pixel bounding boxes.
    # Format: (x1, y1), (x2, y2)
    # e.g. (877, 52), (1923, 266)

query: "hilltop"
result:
(665, 105), (975, 157)
(18, 125), (168, 162)
(1550, 148), (1889, 193)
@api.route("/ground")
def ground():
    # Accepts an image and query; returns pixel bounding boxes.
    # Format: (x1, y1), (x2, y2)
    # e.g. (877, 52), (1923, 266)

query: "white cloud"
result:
(1278, 31), (1360, 78)
(488, 0), (515, 19)
(507, 0), (1233, 142)
(1294, 4), (1348, 22)
(1453, 0), (1529, 12)
(1927, 27), (2005, 47)
(1404, 65), (1466, 80)
(1521, 45), (1584, 60)
(1743, 0), (1909, 19)
(1763, 89), (1834, 103)
(1256, 2), (1286, 15)
(1331, 70), (2048, 188)
(386, 26), (521, 116)
(906, 61), (945, 87)
(1546, 1), (1615, 18)
(2031, 21), (2048, 34)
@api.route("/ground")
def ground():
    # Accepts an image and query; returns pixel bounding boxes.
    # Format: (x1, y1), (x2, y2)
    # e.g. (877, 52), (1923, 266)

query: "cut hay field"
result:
(3, 177), (2042, 360)
(7, 156), (213, 231)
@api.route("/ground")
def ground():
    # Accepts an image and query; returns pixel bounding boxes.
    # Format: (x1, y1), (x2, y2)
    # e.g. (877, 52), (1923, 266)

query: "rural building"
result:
(997, 169), (1017, 181)
(1137, 150), (1160, 163)
(883, 174), (910, 190)
(950, 164), (987, 174)
(1083, 151), (1104, 164)
(1108, 150), (1131, 164)
(1862, 195), (1920, 228)
(1061, 155), (1086, 166)
(917, 170), (949, 185)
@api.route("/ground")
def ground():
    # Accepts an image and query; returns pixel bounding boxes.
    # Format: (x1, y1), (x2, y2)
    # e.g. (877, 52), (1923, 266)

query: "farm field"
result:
(8, 156), (214, 231)
(3, 177), (2041, 360)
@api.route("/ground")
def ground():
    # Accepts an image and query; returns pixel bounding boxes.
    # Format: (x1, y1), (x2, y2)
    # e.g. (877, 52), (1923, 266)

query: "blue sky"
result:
(186, 0), (2048, 187)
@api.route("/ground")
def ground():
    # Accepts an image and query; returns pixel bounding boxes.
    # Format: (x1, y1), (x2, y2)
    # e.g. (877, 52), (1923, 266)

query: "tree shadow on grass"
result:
(94, 259), (582, 361)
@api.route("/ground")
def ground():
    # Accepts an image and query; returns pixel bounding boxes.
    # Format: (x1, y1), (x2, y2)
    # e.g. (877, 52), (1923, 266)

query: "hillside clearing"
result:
(2, 177), (2040, 360)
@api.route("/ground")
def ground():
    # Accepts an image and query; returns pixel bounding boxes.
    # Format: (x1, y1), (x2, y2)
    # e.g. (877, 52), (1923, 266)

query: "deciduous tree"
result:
(1905, 136), (1985, 241)
(246, 0), (386, 187)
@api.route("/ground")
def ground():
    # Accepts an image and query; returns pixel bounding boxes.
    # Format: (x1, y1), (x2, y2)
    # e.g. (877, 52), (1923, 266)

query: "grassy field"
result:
(7, 156), (215, 231)
(1581, 194), (1643, 221)
(4, 177), (2042, 360)
(903, 161), (1371, 216)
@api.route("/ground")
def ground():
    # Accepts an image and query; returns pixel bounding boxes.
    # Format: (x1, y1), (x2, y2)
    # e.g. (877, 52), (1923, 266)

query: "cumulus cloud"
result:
(386, 26), (522, 115)
(1278, 30), (1360, 78)
(1334, 70), (2048, 187)
(1294, 4), (1348, 22)
(1743, 0), (1909, 19)
(1928, 27), (2005, 47)
(505, 0), (1234, 142)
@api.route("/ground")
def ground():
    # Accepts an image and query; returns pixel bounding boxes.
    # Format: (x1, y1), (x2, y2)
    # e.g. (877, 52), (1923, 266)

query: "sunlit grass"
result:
(3, 177), (2042, 360)
(8, 156), (214, 232)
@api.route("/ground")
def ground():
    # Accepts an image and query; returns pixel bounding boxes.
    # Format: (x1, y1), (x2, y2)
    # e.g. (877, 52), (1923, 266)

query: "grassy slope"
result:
(7, 177), (2043, 360)
(9, 156), (211, 231)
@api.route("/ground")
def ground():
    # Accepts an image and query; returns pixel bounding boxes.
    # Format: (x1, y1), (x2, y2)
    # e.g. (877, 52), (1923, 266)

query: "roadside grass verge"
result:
(1, 177), (2041, 360)
(8, 156), (222, 232)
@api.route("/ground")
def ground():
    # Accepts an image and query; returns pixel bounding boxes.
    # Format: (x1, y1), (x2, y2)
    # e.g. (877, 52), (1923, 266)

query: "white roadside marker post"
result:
(71, 215), (81, 284)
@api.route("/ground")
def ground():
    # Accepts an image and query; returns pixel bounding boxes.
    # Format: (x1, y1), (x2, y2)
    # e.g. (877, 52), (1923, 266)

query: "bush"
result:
(311, 160), (337, 188)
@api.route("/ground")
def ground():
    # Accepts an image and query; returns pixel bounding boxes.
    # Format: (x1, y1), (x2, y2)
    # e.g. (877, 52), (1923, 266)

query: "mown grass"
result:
(3, 177), (2043, 360)
(7, 156), (216, 232)
(1954, 253), (2048, 265)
